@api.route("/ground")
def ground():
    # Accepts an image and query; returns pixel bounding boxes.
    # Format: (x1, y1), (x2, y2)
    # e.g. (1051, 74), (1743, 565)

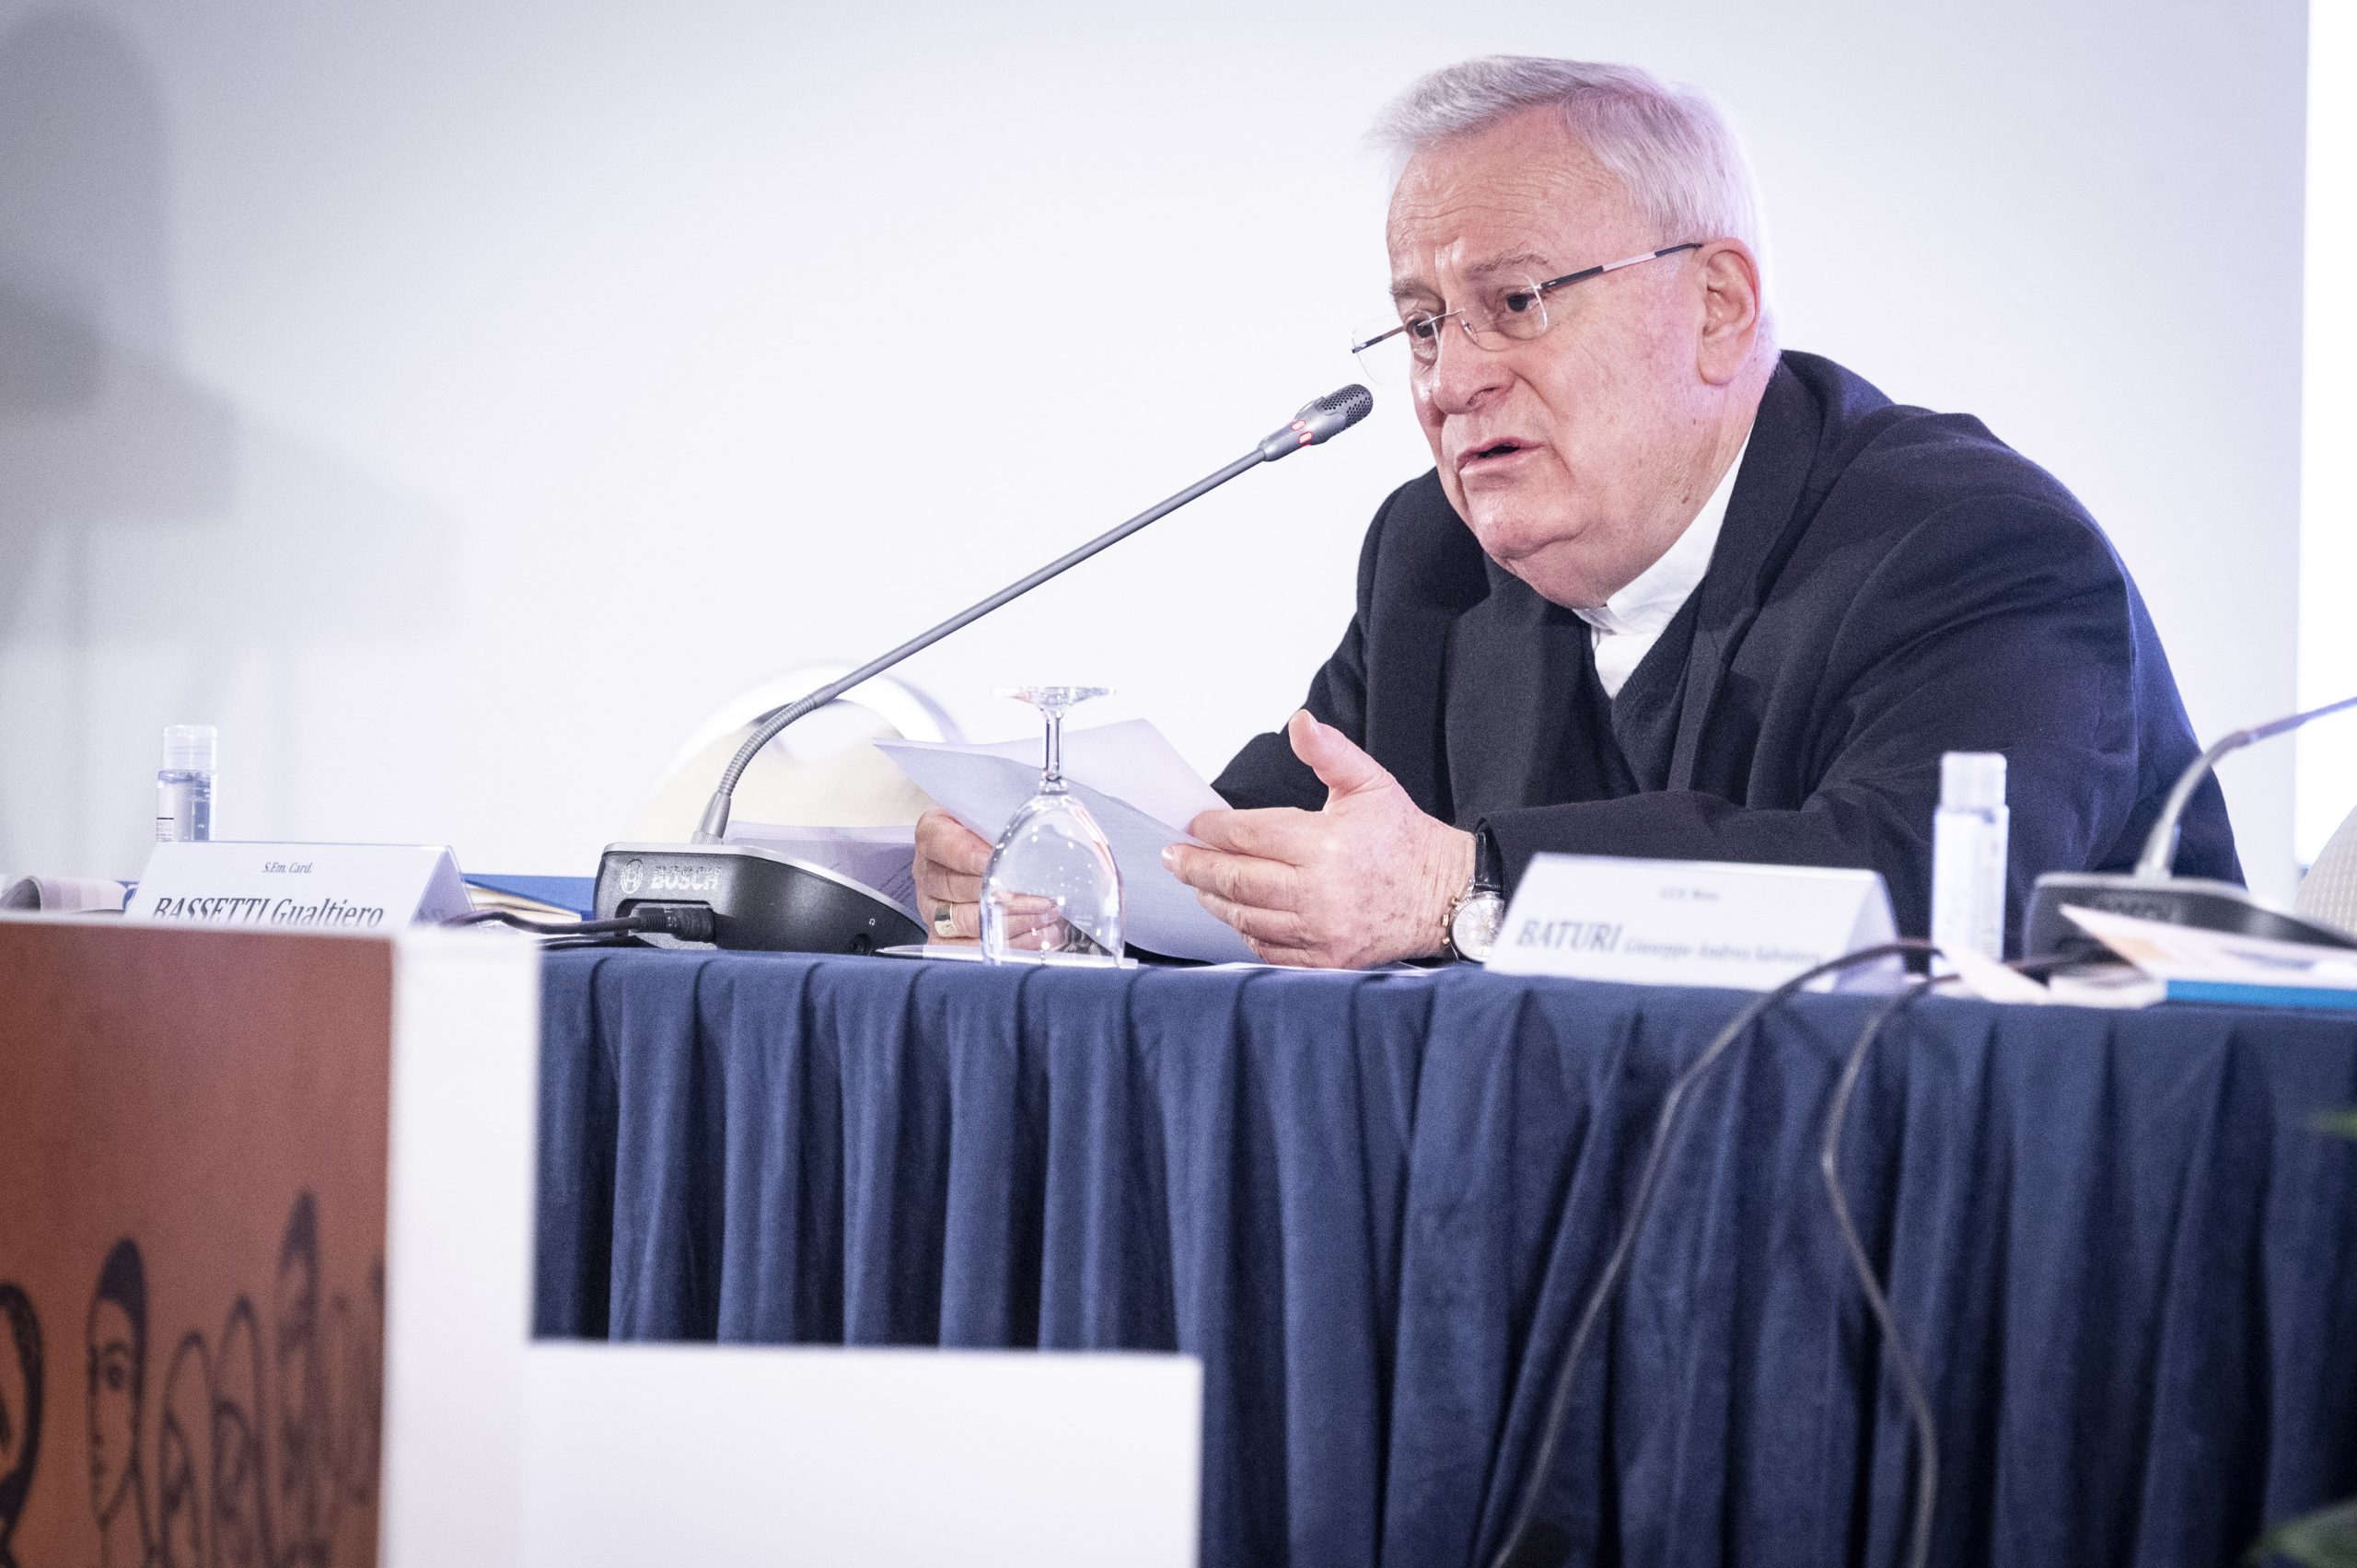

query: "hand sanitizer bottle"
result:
(156, 725), (216, 842)
(1931, 751), (2008, 971)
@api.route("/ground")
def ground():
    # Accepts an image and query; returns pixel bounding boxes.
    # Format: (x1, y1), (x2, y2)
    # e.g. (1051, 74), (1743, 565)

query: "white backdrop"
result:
(2303, 0), (2355, 863)
(0, 0), (2309, 900)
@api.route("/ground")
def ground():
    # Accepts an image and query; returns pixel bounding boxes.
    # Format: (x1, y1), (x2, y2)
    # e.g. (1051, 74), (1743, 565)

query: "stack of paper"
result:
(875, 721), (1256, 965)
(2058, 905), (2357, 1010)
(0, 875), (130, 913)
(466, 875), (594, 923)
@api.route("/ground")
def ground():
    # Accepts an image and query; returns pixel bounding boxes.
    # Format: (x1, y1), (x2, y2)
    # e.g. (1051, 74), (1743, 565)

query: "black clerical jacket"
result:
(1213, 350), (2241, 947)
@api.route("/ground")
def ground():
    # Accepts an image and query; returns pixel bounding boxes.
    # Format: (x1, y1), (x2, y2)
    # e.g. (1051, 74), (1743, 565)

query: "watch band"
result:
(1443, 824), (1507, 962)
(1470, 823), (1504, 896)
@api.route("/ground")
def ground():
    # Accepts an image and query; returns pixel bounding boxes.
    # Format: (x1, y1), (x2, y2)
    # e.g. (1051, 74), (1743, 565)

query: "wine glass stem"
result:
(1042, 706), (1066, 792)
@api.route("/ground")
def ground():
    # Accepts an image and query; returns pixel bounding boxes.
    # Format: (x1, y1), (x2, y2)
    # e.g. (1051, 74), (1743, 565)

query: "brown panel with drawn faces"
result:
(0, 920), (390, 1568)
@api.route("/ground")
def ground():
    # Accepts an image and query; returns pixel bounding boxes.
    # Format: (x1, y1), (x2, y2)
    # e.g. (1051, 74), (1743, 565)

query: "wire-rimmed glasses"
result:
(1349, 241), (1703, 382)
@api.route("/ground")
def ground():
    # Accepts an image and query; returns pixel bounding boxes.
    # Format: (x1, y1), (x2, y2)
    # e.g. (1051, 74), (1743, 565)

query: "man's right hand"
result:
(913, 808), (993, 943)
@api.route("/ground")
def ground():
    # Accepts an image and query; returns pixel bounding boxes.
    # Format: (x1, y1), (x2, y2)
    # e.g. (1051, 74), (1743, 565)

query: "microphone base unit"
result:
(594, 842), (925, 955)
(2023, 871), (2357, 960)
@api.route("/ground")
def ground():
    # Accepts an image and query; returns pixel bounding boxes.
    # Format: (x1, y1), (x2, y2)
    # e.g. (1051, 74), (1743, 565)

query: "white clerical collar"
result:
(1573, 432), (1750, 640)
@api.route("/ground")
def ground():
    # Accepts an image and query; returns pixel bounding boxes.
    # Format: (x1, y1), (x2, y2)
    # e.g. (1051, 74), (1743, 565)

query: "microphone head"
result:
(1297, 384), (1374, 441)
(1258, 384), (1374, 461)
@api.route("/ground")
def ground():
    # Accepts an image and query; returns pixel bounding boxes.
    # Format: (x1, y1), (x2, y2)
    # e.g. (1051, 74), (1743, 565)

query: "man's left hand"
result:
(1164, 709), (1475, 969)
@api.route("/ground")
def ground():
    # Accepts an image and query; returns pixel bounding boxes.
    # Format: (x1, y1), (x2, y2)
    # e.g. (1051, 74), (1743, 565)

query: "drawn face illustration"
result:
(87, 1239), (146, 1530)
(332, 1265), (384, 1509)
(336, 1258), (386, 1512)
(273, 1202), (321, 1558)
(0, 1284), (41, 1550)
(0, 1314), (24, 1478)
(87, 1296), (137, 1518)
(211, 1303), (268, 1568)
(157, 1336), (210, 1568)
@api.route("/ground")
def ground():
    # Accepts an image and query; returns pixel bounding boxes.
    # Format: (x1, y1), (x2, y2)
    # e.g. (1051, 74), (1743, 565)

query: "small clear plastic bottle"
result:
(1930, 751), (2008, 971)
(156, 725), (216, 842)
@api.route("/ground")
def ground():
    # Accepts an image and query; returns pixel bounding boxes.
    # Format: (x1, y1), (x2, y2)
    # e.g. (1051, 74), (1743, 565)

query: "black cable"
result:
(445, 903), (717, 944)
(1812, 947), (2082, 1568)
(448, 909), (635, 935)
(1817, 979), (1942, 1568)
(1488, 938), (1937, 1568)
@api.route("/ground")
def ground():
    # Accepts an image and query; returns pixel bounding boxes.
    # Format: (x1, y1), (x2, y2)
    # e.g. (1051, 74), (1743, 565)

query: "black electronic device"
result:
(592, 385), (1376, 953)
(2023, 694), (2357, 957)
(593, 842), (923, 954)
(2021, 871), (2354, 956)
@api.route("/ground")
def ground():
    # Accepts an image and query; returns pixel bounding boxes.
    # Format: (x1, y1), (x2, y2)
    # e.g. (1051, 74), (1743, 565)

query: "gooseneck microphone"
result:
(594, 385), (1375, 952)
(694, 383), (1374, 844)
(2023, 692), (2357, 956)
(2132, 693), (2357, 877)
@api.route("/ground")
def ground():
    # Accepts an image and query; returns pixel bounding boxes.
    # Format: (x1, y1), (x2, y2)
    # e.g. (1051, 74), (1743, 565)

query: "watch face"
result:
(1451, 891), (1506, 962)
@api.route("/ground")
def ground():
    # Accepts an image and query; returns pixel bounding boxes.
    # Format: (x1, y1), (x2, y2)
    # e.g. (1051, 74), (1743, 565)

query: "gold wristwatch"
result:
(1444, 829), (1506, 963)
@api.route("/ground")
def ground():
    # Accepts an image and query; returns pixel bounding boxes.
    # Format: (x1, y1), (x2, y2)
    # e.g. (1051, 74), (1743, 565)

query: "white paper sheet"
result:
(2062, 905), (2357, 993)
(875, 721), (1256, 964)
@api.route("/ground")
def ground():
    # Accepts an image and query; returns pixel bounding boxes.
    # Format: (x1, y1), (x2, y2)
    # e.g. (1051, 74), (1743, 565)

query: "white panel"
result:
(378, 928), (540, 1568)
(0, 0), (2307, 901)
(519, 1343), (1202, 1568)
(2302, 0), (2357, 863)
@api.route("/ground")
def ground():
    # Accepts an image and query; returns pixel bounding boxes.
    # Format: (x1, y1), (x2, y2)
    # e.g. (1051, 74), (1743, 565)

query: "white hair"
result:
(1372, 56), (1768, 268)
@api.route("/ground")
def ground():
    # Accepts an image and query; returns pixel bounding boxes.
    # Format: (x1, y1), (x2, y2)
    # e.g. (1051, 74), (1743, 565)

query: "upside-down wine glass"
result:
(980, 686), (1124, 963)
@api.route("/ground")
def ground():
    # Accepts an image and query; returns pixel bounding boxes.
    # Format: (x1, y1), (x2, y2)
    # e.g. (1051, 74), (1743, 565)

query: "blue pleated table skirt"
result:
(534, 949), (2357, 1568)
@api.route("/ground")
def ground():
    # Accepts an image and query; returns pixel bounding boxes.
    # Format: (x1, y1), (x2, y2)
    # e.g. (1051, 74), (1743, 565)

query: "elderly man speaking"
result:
(917, 55), (2240, 967)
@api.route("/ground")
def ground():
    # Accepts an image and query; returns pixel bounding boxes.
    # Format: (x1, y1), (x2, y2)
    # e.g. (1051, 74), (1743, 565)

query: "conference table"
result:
(532, 947), (2357, 1567)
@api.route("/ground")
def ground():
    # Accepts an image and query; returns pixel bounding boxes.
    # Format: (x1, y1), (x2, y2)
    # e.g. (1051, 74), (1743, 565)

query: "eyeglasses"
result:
(1350, 241), (1703, 380)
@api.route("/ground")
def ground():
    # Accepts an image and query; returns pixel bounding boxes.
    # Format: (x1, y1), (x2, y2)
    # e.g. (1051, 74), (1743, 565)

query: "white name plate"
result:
(126, 842), (472, 931)
(1486, 854), (1903, 993)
